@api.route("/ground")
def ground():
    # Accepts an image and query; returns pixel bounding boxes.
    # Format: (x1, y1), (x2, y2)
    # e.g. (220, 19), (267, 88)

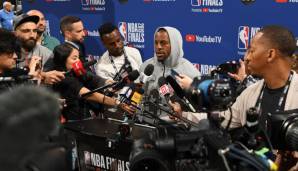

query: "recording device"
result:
(140, 64), (154, 84)
(183, 76), (236, 112)
(0, 67), (33, 83)
(81, 70), (139, 98)
(268, 109), (298, 150)
(211, 61), (239, 78)
(65, 60), (97, 77)
(166, 75), (196, 112)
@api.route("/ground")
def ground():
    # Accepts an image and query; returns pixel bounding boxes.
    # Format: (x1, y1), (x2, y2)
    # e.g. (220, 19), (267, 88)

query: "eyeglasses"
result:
(18, 29), (38, 34)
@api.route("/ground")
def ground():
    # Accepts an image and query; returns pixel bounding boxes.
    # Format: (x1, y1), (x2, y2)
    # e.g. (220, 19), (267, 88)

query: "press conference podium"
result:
(64, 118), (155, 171)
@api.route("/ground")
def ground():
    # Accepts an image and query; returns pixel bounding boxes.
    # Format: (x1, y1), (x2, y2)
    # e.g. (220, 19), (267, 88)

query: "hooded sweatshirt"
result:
(140, 26), (201, 94)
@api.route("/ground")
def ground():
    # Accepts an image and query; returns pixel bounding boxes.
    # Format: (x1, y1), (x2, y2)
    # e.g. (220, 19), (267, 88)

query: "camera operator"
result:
(170, 25), (298, 170)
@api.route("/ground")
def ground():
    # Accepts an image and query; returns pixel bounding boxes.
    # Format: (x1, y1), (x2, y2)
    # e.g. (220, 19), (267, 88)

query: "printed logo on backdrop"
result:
(81, 0), (106, 11)
(83, 150), (130, 171)
(87, 54), (100, 72)
(84, 29), (99, 37)
(237, 25), (261, 55)
(185, 34), (222, 44)
(191, 0), (224, 13)
(275, 0), (298, 3)
(45, 0), (71, 2)
(118, 22), (145, 49)
(45, 20), (51, 36)
(143, 0), (176, 3)
(194, 63), (217, 75)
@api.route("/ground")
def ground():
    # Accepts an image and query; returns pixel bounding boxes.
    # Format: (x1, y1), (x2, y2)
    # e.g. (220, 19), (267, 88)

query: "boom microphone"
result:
(166, 75), (196, 112)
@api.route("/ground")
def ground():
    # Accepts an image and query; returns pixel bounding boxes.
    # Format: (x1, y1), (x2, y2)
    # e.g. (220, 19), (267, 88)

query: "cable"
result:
(225, 107), (233, 131)
(218, 149), (232, 171)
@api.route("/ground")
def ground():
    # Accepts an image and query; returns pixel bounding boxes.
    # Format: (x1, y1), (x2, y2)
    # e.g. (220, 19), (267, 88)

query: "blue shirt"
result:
(0, 9), (15, 31)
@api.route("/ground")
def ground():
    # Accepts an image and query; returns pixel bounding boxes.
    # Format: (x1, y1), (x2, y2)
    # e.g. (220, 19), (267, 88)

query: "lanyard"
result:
(255, 71), (293, 112)
(109, 48), (131, 81)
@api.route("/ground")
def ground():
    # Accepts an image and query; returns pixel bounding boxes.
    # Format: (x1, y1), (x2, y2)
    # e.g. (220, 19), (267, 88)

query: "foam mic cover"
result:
(144, 64), (154, 76)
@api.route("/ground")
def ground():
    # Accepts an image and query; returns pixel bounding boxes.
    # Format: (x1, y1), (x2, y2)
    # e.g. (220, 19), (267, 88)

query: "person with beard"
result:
(0, 1), (15, 31)
(13, 14), (65, 85)
(60, 16), (87, 63)
(95, 22), (142, 81)
(139, 26), (200, 94)
(27, 9), (60, 51)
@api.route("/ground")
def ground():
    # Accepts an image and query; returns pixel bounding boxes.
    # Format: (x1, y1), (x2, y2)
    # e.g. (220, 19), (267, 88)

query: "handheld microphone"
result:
(112, 70), (140, 91)
(158, 77), (171, 101)
(166, 75), (196, 112)
(140, 64), (154, 84)
(0, 75), (33, 82)
(65, 60), (97, 77)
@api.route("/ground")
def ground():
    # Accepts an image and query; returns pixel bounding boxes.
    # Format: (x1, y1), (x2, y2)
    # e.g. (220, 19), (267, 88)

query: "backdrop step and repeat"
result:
(23, 0), (298, 75)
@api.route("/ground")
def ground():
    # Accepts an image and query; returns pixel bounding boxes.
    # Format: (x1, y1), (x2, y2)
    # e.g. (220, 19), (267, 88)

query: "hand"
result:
(105, 79), (115, 85)
(119, 103), (136, 115)
(175, 74), (193, 89)
(169, 100), (182, 118)
(228, 59), (247, 82)
(28, 56), (41, 78)
(42, 70), (65, 84)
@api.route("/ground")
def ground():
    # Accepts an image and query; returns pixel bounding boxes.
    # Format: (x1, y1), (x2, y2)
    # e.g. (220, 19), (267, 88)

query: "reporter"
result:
(52, 43), (132, 121)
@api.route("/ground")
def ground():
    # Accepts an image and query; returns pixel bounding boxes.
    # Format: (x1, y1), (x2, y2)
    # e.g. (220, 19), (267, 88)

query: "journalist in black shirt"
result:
(52, 43), (131, 121)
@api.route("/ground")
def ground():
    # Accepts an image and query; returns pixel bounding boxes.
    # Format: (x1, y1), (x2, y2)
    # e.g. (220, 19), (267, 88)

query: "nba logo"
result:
(118, 22), (128, 42)
(84, 151), (91, 165)
(238, 26), (250, 50)
(191, 0), (202, 6)
(81, 0), (89, 6)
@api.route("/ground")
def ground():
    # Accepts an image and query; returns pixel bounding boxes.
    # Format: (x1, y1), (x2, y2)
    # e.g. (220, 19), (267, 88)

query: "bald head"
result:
(3, 2), (12, 12)
(27, 10), (46, 33)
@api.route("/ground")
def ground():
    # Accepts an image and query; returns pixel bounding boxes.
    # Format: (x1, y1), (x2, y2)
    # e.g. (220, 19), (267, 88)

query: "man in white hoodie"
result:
(140, 26), (200, 94)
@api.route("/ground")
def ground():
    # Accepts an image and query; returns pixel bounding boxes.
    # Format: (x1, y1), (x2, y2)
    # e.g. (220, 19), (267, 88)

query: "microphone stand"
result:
(81, 82), (117, 98)
(145, 101), (200, 128)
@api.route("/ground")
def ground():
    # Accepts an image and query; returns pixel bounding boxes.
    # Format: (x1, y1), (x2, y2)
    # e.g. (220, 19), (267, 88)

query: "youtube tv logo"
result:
(185, 34), (196, 42)
(275, 0), (288, 3)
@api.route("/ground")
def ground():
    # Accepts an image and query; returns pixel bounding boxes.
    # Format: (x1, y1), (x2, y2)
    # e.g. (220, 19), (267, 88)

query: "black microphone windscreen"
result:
(158, 77), (167, 87)
(166, 75), (184, 99)
(128, 70), (140, 81)
(144, 64), (154, 76)
(83, 60), (97, 68)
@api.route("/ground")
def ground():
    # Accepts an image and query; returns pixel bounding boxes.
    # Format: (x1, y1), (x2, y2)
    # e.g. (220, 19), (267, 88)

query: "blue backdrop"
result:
(23, 0), (298, 74)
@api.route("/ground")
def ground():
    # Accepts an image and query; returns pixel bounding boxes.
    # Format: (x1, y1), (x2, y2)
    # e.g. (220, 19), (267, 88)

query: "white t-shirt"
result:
(95, 46), (142, 80)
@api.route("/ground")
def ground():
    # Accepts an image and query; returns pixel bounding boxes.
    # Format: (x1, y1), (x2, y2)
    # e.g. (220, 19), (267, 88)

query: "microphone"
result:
(65, 60), (97, 77)
(158, 77), (172, 102)
(140, 64), (154, 84)
(0, 75), (33, 82)
(166, 75), (196, 112)
(81, 70), (140, 98)
(112, 70), (140, 91)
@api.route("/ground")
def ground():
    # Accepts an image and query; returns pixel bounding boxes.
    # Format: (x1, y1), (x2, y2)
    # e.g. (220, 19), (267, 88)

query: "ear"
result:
(64, 30), (71, 39)
(267, 48), (277, 63)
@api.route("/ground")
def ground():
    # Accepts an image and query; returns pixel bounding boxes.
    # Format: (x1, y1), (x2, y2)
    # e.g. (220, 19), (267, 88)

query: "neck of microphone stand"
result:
(81, 82), (117, 98)
(146, 101), (200, 128)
